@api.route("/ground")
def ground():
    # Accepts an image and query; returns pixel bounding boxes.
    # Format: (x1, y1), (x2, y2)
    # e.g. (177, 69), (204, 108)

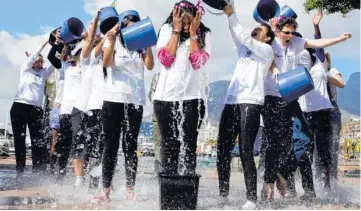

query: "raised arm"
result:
(157, 8), (184, 68)
(143, 47), (154, 70)
(312, 11), (326, 62)
(164, 8), (184, 57)
(304, 32), (351, 49)
(94, 35), (106, 58)
(224, 5), (273, 61)
(47, 44), (62, 69)
(22, 40), (48, 71)
(102, 24), (120, 68)
(82, 8), (102, 59)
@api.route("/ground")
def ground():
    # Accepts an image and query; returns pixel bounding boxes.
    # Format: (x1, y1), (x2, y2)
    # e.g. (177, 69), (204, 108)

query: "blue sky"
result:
(0, 0), (92, 35)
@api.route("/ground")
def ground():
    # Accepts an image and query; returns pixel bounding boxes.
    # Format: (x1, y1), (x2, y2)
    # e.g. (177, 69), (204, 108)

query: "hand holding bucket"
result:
(99, 6), (119, 34)
(120, 10), (157, 51)
(277, 66), (314, 103)
(253, 0), (280, 24)
(202, 0), (231, 15)
(59, 17), (86, 44)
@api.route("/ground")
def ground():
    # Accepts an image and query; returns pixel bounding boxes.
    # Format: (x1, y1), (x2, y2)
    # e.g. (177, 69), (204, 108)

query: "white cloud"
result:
(0, 0), (359, 121)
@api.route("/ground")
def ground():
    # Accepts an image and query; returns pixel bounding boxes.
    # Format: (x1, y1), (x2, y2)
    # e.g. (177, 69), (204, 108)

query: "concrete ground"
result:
(0, 156), (359, 210)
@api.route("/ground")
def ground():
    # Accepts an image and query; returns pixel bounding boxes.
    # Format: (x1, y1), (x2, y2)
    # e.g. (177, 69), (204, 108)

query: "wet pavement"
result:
(0, 156), (360, 210)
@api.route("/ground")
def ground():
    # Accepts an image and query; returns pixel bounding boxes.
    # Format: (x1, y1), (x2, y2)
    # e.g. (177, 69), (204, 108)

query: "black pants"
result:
(56, 114), (73, 174)
(154, 99), (205, 175)
(71, 107), (89, 159)
(286, 101), (314, 193)
(85, 109), (104, 172)
(305, 109), (331, 188)
(217, 104), (261, 202)
(10, 102), (46, 173)
(101, 101), (143, 189)
(262, 96), (295, 183)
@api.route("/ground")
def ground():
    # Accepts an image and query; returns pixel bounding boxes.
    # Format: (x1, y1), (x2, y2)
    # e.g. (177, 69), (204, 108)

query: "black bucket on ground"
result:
(158, 173), (201, 210)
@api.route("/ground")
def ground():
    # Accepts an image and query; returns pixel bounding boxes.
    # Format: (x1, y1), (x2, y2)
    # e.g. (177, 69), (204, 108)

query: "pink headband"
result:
(177, 0), (205, 15)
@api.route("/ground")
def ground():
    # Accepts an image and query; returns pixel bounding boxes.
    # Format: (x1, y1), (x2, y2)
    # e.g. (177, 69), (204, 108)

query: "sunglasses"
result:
(281, 31), (297, 35)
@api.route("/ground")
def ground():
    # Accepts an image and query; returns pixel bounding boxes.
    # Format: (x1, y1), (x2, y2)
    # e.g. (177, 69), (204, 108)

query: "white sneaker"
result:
(74, 176), (85, 188)
(242, 200), (256, 210)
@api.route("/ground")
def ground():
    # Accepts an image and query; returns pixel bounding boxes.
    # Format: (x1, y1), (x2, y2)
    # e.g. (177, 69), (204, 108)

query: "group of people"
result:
(10, 0), (350, 208)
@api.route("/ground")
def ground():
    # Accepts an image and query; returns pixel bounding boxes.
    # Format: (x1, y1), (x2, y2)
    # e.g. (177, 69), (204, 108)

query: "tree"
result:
(304, 0), (360, 15)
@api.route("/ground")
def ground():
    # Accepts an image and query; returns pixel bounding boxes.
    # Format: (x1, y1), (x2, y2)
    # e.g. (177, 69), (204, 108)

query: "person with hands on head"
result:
(153, 0), (211, 183)
(216, 3), (275, 209)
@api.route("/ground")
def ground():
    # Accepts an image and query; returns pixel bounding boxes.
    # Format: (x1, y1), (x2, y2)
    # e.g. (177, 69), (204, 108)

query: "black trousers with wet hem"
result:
(217, 103), (261, 202)
(84, 109), (104, 173)
(10, 102), (47, 173)
(262, 96), (296, 184)
(101, 101), (143, 189)
(57, 114), (73, 174)
(153, 99), (205, 175)
(71, 107), (89, 160)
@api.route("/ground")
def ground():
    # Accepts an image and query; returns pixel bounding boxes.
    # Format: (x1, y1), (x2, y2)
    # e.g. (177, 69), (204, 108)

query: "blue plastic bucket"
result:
(277, 66), (314, 103)
(121, 16), (157, 51)
(60, 17), (85, 44)
(279, 5), (297, 20)
(253, 0), (280, 24)
(99, 6), (119, 34)
(202, 0), (230, 10)
(119, 10), (140, 24)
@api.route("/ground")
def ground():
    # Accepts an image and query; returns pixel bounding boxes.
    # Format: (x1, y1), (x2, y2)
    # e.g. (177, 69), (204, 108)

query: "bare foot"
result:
(126, 187), (135, 201)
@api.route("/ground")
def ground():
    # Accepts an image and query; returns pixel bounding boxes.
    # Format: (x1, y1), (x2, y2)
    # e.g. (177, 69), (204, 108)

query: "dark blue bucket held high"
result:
(121, 16), (157, 51)
(277, 66), (314, 103)
(253, 0), (280, 24)
(60, 17), (85, 44)
(202, 0), (230, 10)
(280, 5), (297, 20)
(99, 6), (119, 34)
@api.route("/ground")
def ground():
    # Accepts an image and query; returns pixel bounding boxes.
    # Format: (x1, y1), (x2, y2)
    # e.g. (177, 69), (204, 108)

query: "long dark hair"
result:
(119, 15), (141, 49)
(159, 0), (211, 49)
(104, 15), (143, 79)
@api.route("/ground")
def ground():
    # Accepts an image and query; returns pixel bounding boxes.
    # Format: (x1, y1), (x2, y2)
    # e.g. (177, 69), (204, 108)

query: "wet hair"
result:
(251, 24), (275, 45)
(120, 15), (141, 47)
(74, 48), (82, 57)
(293, 32), (317, 66)
(159, 0), (211, 49)
(277, 18), (298, 31)
(119, 15), (143, 54)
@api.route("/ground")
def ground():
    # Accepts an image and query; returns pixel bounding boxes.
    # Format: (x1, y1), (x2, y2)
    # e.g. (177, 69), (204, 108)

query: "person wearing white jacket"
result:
(217, 5), (274, 210)
(10, 40), (55, 177)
